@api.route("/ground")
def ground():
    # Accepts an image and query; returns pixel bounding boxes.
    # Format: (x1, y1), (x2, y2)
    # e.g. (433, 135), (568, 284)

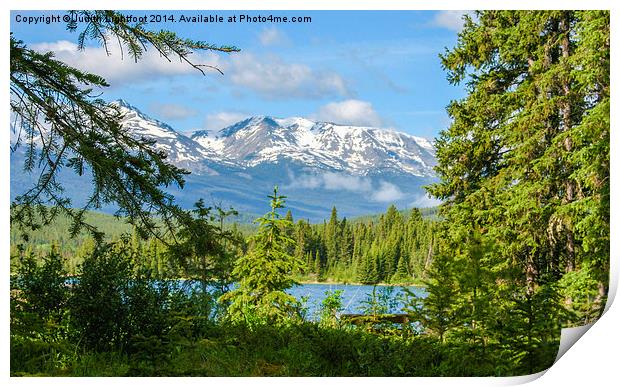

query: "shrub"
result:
(69, 238), (171, 351)
(13, 246), (69, 320)
(318, 289), (344, 327)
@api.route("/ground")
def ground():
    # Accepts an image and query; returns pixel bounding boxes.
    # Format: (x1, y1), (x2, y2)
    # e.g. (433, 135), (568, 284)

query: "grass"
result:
(11, 322), (557, 377)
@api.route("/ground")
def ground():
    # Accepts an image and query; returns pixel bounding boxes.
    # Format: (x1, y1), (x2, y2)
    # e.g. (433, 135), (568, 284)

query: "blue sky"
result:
(11, 10), (469, 139)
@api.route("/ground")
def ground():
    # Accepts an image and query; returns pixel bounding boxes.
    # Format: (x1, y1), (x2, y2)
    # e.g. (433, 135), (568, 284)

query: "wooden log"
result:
(340, 313), (410, 325)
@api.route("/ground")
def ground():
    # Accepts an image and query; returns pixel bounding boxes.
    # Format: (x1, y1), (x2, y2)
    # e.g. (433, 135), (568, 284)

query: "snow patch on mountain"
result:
(11, 100), (439, 220)
(111, 100), (224, 172)
(191, 115), (436, 177)
(109, 100), (436, 178)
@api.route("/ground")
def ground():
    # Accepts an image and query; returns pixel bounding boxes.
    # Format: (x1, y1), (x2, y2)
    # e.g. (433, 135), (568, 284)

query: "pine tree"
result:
(284, 210), (295, 256)
(325, 206), (340, 266)
(169, 199), (240, 294)
(567, 11), (610, 311)
(220, 187), (303, 325)
(338, 218), (353, 265)
(426, 10), (609, 349)
(392, 254), (410, 283)
(404, 249), (458, 342)
(293, 220), (309, 271)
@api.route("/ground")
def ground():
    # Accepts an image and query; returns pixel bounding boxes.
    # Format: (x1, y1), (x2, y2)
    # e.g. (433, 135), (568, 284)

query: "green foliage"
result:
(360, 286), (398, 317)
(404, 252), (458, 342)
(11, 202), (436, 286)
(318, 290), (344, 328)
(10, 336), (75, 376)
(11, 245), (70, 344)
(10, 209), (132, 265)
(10, 229), (557, 377)
(10, 34), (184, 243)
(418, 10), (608, 368)
(13, 245), (69, 321)
(170, 199), (242, 299)
(68, 238), (171, 351)
(12, 10), (608, 377)
(494, 283), (566, 375)
(558, 264), (603, 325)
(69, 240), (133, 350)
(290, 205), (436, 285)
(13, 321), (551, 377)
(221, 187), (304, 326)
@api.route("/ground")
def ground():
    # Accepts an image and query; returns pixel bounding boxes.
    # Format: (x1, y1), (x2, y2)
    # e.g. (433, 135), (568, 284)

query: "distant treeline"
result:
(10, 205), (438, 284)
(288, 206), (436, 284)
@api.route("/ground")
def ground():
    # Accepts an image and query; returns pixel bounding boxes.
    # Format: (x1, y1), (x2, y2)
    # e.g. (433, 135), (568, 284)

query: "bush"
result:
(318, 289), (344, 327)
(69, 239), (172, 351)
(13, 246), (69, 320)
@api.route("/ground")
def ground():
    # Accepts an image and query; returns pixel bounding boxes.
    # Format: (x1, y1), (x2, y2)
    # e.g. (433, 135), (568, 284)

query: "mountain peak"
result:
(111, 98), (137, 110)
(108, 100), (435, 177)
(216, 115), (280, 138)
(109, 99), (216, 168)
(191, 113), (435, 176)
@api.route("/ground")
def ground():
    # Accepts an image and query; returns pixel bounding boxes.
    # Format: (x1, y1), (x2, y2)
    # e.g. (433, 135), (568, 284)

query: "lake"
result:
(287, 283), (427, 320)
(65, 278), (426, 320)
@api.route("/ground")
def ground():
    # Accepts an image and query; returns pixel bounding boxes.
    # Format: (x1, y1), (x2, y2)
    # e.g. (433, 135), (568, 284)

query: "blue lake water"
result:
(287, 283), (427, 320)
(65, 278), (426, 320)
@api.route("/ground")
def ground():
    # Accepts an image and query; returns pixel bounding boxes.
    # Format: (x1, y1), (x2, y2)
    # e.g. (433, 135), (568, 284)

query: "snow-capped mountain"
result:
(111, 100), (436, 178)
(111, 100), (219, 171)
(190, 116), (435, 177)
(11, 100), (439, 221)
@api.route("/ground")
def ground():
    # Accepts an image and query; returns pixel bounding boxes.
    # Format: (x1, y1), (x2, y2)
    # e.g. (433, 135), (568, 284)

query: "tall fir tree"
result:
(423, 10), (609, 357)
(220, 187), (303, 325)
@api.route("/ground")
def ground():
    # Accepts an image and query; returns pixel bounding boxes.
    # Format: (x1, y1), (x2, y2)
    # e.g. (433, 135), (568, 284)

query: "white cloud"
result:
(228, 53), (349, 99)
(313, 99), (383, 127)
(258, 27), (289, 46)
(31, 41), (351, 100)
(150, 103), (197, 120)
(287, 171), (371, 192)
(286, 171), (402, 203)
(31, 40), (223, 86)
(322, 173), (373, 192)
(289, 174), (323, 189)
(31, 40), (77, 52)
(432, 11), (473, 32)
(203, 111), (249, 130)
(409, 194), (442, 208)
(371, 182), (404, 202)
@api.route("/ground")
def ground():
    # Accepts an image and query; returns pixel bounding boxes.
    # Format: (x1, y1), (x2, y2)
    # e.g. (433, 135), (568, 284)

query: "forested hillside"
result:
(290, 206), (435, 284)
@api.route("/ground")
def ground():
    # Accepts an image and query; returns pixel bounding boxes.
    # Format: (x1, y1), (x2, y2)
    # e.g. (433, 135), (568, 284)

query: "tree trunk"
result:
(560, 12), (576, 273)
(525, 255), (538, 296)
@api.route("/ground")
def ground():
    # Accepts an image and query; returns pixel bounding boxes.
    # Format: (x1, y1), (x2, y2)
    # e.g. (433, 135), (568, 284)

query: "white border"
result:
(3, 1), (617, 386)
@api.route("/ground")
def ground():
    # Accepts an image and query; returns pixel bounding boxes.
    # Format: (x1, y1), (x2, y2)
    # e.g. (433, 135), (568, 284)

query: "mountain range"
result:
(11, 100), (439, 221)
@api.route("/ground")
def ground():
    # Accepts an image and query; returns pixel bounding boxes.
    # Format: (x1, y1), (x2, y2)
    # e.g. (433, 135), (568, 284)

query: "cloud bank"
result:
(227, 53), (350, 99)
(31, 41), (350, 101)
(313, 99), (383, 127)
(31, 40), (223, 86)
(286, 171), (404, 203)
